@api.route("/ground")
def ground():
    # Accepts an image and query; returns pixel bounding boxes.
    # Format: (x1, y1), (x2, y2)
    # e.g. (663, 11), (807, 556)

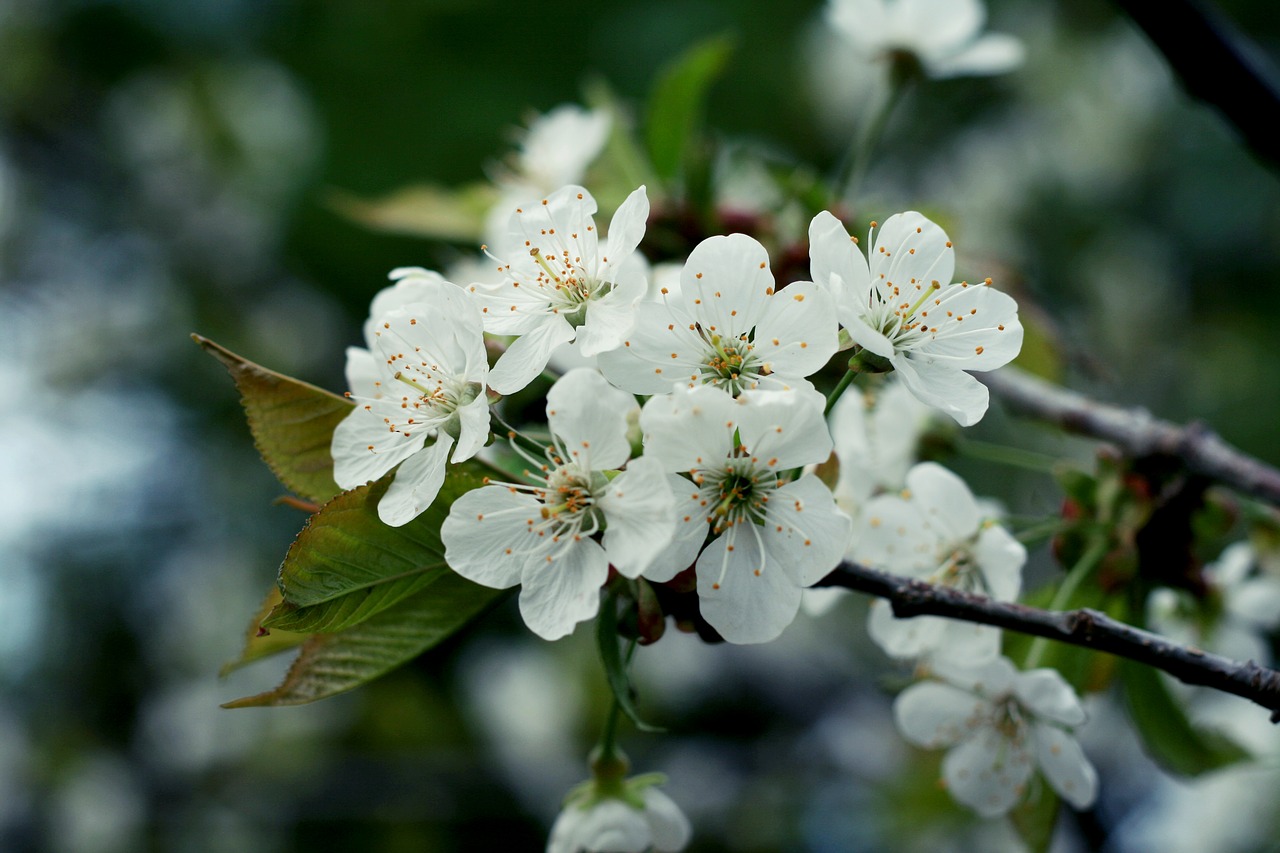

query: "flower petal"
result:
(1013, 669), (1087, 727)
(442, 486), (541, 589)
(974, 523), (1026, 601)
(942, 727), (1034, 818)
(928, 33), (1025, 78)
(548, 799), (651, 853)
(642, 474), (710, 583)
(893, 678), (986, 747)
(377, 433), (455, 526)
(599, 457), (677, 579)
(751, 281), (840, 380)
(487, 315), (577, 395)
(640, 384), (735, 473)
(546, 369), (637, 471)
(603, 185), (650, 274)
(641, 788), (692, 852)
(1033, 723), (1098, 810)
(905, 461), (981, 541)
(518, 537), (609, 641)
(696, 526), (803, 644)
(330, 400), (425, 489)
(763, 475), (853, 587)
(891, 352), (990, 426)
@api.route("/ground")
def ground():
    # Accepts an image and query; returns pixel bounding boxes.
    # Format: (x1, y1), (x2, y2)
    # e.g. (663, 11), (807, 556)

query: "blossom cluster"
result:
(331, 179), (1027, 649)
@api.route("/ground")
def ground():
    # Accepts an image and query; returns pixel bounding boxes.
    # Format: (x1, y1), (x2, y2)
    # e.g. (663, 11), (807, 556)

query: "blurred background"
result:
(4, 0), (1280, 850)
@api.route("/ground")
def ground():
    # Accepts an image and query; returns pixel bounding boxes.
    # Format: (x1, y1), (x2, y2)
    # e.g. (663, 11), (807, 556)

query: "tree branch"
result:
(818, 560), (1280, 721)
(980, 366), (1280, 506)
(1113, 0), (1280, 173)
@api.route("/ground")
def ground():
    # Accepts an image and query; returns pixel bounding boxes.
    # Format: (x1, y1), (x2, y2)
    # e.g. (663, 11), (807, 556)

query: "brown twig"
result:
(818, 560), (1280, 721)
(980, 366), (1280, 506)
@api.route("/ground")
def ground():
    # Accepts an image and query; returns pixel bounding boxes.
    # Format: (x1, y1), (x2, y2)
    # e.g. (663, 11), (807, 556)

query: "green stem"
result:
(825, 370), (859, 416)
(596, 692), (625, 767)
(833, 76), (910, 205)
(1022, 536), (1111, 669)
(953, 436), (1061, 474)
(1013, 517), (1070, 546)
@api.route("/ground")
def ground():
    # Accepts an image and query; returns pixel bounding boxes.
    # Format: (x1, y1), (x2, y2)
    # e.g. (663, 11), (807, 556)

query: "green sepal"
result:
(194, 334), (351, 504)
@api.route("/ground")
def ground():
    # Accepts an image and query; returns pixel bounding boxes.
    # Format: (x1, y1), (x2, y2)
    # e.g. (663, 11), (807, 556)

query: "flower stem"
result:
(824, 369), (859, 416)
(1022, 535), (1110, 669)
(833, 75), (910, 205)
(953, 436), (1062, 474)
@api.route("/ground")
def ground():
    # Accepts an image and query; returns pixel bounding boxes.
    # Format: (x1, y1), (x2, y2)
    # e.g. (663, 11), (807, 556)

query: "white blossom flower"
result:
(469, 185), (650, 395)
(640, 385), (852, 643)
(486, 105), (612, 246)
(809, 210), (1023, 425)
(549, 779), (690, 853)
(441, 369), (674, 641)
(895, 656), (1098, 817)
(829, 376), (934, 524)
(331, 278), (490, 526)
(826, 0), (1025, 80)
(599, 233), (839, 397)
(854, 462), (1025, 664)
(1148, 541), (1280, 665)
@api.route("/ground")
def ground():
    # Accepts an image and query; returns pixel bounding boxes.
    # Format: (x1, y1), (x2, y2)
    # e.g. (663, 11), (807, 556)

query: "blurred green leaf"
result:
(223, 577), (507, 708)
(219, 586), (308, 677)
(265, 461), (496, 633)
(1119, 659), (1251, 776)
(1009, 783), (1060, 853)
(327, 182), (497, 242)
(194, 335), (351, 503)
(644, 35), (734, 186)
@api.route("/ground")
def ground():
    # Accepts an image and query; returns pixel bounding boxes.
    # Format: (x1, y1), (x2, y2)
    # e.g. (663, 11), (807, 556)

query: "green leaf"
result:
(194, 335), (352, 503)
(219, 585), (308, 677)
(265, 461), (494, 633)
(1119, 658), (1252, 776)
(326, 182), (498, 242)
(596, 591), (663, 733)
(223, 579), (507, 708)
(644, 35), (734, 185)
(1008, 782), (1060, 853)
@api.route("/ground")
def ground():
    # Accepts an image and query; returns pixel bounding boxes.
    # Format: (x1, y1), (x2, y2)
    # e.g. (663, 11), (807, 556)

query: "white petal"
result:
(603, 186), (650, 272)
(1228, 577), (1280, 630)
(377, 434), (455, 526)
(904, 461), (981, 541)
(599, 457), (677, 579)
(763, 475), (853, 587)
(910, 284), (1022, 371)
(344, 346), (381, 398)
(927, 33), (1025, 78)
(735, 388), (834, 471)
(451, 392), (491, 463)
(641, 788), (692, 852)
(640, 384), (736, 472)
(850, 494), (935, 574)
(895, 0), (984, 55)
(933, 655), (1019, 698)
(518, 537), (609, 640)
(1210, 541), (1254, 587)
(942, 728), (1034, 818)
(548, 799), (651, 853)
(363, 269), (452, 347)
(807, 210), (871, 322)
(330, 403), (424, 489)
(1033, 723), (1098, 810)
(680, 233), (774, 334)
(595, 300), (704, 396)
(487, 316), (577, 395)
(643, 474), (710, 583)
(891, 352), (990, 426)
(927, 619), (1003, 667)
(893, 678), (986, 747)
(1013, 669), (1087, 727)
(825, 0), (891, 55)
(974, 523), (1026, 601)
(442, 486), (541, 589)
(546, 369), (637, 471)
(751, 281), (841, 380)
(868, 598), (947, 660)
(577, 278), (642, 356)
(869, 212), (955, 299)
(696, 527), (803, 644)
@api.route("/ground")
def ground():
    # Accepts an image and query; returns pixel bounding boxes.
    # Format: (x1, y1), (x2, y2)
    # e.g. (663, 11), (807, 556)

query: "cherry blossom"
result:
(853, 462), (1024, 664)
(441, 369), (674, 641)
(640, 385), (852, 643)
(826, 0), (1025, 80)
(467, 185), (650, 395)
(809, 210), (1022, 425)
(895, 656), (1098, 817)
(548, 778), (690, 853)
(598, 233), (839, 397)
(331, 278), (490, 526)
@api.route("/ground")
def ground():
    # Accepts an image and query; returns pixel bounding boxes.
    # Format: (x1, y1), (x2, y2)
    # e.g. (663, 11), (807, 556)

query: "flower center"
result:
(531, 247), (611, 328)
(696, 456), (778, 536)
(696, 330), (764, 395)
